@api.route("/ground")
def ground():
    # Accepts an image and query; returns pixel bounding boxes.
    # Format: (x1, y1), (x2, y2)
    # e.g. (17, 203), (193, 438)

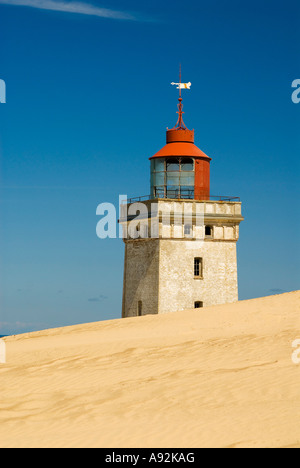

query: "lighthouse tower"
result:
(120, 76), (244, 318)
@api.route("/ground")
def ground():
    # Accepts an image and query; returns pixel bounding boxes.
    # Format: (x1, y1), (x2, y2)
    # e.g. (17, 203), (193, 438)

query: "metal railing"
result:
(123, 193), (240, 204)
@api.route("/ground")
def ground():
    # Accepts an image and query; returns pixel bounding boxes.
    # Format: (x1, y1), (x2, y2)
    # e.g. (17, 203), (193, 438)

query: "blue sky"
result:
(0, 0), (299, 335)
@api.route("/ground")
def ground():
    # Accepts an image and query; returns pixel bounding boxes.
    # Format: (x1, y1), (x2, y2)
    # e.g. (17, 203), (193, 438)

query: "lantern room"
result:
(149, 83), (211, 201)
(150, 127), (211, 200)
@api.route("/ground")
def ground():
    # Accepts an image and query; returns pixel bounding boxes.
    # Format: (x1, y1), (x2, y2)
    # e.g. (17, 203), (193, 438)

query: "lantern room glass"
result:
(151, 158), (195, 199)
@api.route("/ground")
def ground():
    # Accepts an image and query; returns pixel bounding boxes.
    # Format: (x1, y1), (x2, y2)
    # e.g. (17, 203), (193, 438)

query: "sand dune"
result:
(0, 291), (299, 448)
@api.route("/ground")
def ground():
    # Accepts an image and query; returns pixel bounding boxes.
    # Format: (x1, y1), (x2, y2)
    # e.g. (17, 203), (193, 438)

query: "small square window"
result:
(194, 301), (203, 308)
(184, 224), (192, 236)
(205, 226), (213, 237)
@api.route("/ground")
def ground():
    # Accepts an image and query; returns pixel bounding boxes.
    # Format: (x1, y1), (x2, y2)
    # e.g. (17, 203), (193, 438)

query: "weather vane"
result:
(170, 65), (191, 129)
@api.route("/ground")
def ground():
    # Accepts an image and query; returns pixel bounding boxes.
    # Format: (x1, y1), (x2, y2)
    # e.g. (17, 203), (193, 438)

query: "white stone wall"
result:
(158, 239), (238, 313)
(122, 240), (159, 317)
(121, 200), (243, 317)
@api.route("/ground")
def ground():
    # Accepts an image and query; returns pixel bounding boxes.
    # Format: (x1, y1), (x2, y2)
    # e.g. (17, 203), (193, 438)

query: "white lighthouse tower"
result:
(120, 76), (244, 317)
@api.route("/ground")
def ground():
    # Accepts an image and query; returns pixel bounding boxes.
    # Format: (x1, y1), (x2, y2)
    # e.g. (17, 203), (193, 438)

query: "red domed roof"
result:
(150, 128), (211, 160)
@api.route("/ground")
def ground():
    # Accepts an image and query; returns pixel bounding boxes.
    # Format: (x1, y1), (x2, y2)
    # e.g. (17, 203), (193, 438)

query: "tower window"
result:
(194, 257), (203, 278)
(205, 226), (213, 237)
(137, 301), (142, 316)
(194, 301), (203, 308)
(140, 223), (148, 239)
(184, 224), (192, 236)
